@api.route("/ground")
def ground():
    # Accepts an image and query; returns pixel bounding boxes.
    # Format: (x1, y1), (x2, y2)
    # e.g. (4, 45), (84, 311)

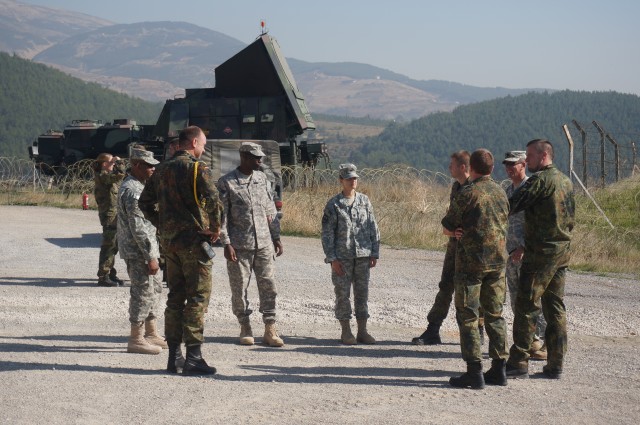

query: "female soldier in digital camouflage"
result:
(321, 163), (380, 345)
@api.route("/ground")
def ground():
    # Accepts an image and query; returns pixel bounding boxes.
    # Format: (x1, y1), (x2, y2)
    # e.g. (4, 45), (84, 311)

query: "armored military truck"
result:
(28, 119), (162, 171)
(28, 130), (64, 174)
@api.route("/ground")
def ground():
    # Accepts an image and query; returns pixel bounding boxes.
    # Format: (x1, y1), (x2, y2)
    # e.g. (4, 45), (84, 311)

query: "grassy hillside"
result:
(350, 90), (640, 180)
(288, 59), (538, 104)
(0, 52), (162, 158)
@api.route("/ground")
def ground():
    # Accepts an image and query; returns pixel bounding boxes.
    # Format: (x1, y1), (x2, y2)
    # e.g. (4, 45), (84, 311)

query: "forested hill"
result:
(0, 52), (162, 158)
(349, 91), (640, 178)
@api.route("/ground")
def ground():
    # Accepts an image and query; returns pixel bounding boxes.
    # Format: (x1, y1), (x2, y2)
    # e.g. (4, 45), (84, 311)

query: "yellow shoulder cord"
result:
(193, 161), (202, 209)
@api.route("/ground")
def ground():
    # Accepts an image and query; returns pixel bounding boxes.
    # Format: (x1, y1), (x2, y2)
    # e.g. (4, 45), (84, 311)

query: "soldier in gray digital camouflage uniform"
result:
(321, 163), (380, 345)
(506, 139), (575, 380)
(217, 142), (285, 347)
(503, 150), (547, 361)
(117, 148), (166, 355)
(442, 149), (509, 389)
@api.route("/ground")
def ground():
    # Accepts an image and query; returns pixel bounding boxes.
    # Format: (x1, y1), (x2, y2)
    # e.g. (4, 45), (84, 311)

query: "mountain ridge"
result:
(1, 0), (547, 119)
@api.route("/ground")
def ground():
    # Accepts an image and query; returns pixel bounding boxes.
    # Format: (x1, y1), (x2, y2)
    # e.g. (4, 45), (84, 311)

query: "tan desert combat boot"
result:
(356, 319), (376, 344)
(144, 318), (168, 349)
(239, 322), (255, 345)
(128, 322), (162, 355)
(339, 320), (357, 345)
(263, 323), (284, 347)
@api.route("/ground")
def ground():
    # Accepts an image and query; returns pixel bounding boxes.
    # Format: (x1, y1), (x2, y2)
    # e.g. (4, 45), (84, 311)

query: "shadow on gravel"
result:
(0, 335), (128, 355)
(0, 360), (165, 376)
(207, 336), (459, 359)
(205, 335), (459, 359)
(0, 277), (106, 287)
(292, 345), (459, 359)
(1, 334), (125, 344)
(213, 365), (450, 387)
(45, 233), (101, 248)
(280, 336), (458, 359)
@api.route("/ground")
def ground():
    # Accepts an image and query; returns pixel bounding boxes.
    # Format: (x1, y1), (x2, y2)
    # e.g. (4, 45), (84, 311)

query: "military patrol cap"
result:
(239, 142), (266, 157)
(502, 151), (526, 164)
(130, 148), (159, 165)
(339, 163), (359, 179)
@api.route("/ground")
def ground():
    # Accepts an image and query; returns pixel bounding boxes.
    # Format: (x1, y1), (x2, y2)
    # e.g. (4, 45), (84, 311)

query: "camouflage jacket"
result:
(441, 175), (508, 272)
(321, 192), (380, 262)
(138, 151), (222, 252)
(505, 176), (528, 253)
(117, 175), (160, 261)
(445, 178), (469, 243)
(217, 168), (280, 250)
(509, 164), (575, 261)
(94, 161), (126, 227)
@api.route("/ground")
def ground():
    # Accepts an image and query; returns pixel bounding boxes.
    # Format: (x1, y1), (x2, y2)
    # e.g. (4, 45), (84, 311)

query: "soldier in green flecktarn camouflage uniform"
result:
(413, 150), (486, 346)
(442, 149), (509, 389)
(93, 153), (126, 287)
(139, 126), (222, 376)
(506, 139), (575, 380)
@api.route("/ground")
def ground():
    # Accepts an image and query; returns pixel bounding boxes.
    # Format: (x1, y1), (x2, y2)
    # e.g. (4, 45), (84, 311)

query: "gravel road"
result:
(1, 205), (639, 424)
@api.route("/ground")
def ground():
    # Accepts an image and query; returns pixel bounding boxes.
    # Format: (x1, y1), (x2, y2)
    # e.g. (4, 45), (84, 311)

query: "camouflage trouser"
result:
(508, 254), (569, 370)
(506, 256), (547, 338)
(454, 268), (508, 363)
(226, 245), (277, 325)
(427, 239), (484, 327)
(164, 247), (213, 346)
(332, 257), (371, 321)
(97, 225), (118, 278)
(125, 258), (163, 324)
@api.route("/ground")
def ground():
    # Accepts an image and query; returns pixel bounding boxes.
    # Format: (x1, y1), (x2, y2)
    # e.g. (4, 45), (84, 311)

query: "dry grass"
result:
(1, 157), (638, 276)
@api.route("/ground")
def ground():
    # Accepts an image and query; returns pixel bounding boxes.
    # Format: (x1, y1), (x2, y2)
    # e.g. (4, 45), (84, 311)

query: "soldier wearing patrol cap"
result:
(217, 142), (285, 347)
(321, 163), (380, 345)
(117, 148), (167, 355)
(503, 150), (547, 361)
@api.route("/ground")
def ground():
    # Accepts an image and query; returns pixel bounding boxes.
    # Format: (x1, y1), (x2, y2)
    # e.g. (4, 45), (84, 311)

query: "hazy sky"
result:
(25, 0), (640, 95)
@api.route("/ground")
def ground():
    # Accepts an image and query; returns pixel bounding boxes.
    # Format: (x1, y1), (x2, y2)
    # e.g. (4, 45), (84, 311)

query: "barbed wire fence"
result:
(563, 120), (639, 189)
(0, 157), (95, 196)
(1, 152), (637, 236)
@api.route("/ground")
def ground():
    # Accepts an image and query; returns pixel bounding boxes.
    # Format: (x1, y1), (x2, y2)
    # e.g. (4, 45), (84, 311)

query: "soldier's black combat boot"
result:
(449, 361), (485, 390)
(182, 344), (216, 376)
(411, 322), (441, 345)
(483, 359), (507, 386)
(109, 268), (125, 286)
(541, 365), (562, 379)
(166, 343), (185, 374)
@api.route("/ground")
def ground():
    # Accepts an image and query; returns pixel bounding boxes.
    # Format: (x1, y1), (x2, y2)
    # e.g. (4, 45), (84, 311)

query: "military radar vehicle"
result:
(152, 33), (326, 169)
